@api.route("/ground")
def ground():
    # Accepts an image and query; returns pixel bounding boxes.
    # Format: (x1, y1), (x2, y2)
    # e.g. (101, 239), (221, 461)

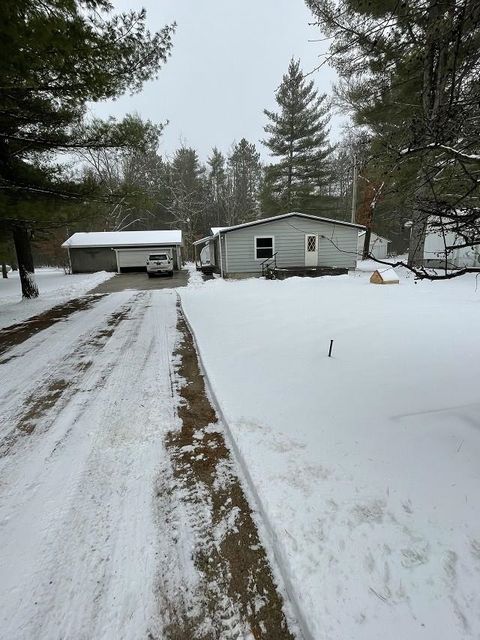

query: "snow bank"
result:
(185, 262), (204, 288)
(0, 268), (114, 329)
(181, 270), (480, 639)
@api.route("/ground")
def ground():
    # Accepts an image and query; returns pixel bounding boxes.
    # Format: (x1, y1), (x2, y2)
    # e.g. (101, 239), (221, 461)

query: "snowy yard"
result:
(181, 266), (480, 639)
(0, 268), (114, 329)
(0, 273), (295, 639)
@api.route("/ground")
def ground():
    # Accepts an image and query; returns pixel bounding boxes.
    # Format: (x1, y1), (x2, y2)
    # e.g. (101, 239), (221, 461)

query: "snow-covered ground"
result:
(0, 268), (114, 329)
(0, 290), (181, 639)
(0, 280), (295, 639)
(181, 265), (480, 639)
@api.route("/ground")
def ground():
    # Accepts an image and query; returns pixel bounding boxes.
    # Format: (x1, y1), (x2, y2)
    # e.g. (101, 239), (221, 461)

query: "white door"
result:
(305, 234), (318, 267)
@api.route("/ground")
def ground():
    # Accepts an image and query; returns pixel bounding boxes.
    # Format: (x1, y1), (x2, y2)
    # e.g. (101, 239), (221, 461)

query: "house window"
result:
(255, 236), (274, 260)
(307, 235), (317, 252)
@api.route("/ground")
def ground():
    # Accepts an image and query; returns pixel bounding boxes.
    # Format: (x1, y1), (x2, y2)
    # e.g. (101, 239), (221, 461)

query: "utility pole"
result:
(351, 154), (358, 224)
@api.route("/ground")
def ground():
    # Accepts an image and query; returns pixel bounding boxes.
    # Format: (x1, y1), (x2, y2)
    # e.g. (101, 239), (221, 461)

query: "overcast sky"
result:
(90, 0), (343, 162)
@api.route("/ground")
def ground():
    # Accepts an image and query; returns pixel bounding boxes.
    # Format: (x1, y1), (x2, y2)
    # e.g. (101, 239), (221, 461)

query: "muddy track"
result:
(0, 294), (107, 361)
(0, 296), (141, 457)
(158, 305), (296, 640)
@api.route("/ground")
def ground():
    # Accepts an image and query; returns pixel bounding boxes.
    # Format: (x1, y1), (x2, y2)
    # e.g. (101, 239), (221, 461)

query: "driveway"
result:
(0, 288), (295, 639)
(89, 269), (189, 293)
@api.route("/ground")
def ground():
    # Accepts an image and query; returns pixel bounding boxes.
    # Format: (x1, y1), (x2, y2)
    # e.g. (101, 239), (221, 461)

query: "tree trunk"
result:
(407, 211), (427, 267)
(1, 263), (7, 279)
(12, 224), (39, 298)
(362, 227), (372, 260)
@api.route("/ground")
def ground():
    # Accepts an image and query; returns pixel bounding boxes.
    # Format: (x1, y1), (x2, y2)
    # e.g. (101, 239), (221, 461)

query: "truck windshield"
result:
(149, 254), (168, 261)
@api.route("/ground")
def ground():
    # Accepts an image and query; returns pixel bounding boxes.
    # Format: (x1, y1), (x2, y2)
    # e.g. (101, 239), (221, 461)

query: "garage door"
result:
(117, 248), (172, 270)
(117, 249), (150, 270)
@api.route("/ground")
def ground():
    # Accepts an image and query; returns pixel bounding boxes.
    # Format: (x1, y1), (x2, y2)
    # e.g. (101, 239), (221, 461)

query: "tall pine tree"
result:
(227, 139), (262, 225)
(262, 59), (332, 214)
(206, 148), (228, 227)
(0, 0), (174, 297)
(166, 147), (206, 257)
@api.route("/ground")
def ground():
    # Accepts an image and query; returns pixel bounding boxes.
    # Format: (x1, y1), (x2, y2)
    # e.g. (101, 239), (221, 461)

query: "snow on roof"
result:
(62, 230), (183, 248)
(211, 212), (365, 236)
(358, 230), (391, 242)
(375, 267), (400, 282)
(193, 235), (213, 246)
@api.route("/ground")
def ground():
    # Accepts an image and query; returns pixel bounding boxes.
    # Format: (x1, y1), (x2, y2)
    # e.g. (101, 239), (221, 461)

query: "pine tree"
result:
(206, 148), (228, 227)
(307, 0), (480, 277)
(166, 148), (206, 257)
(262, 59), (332, 214)
(0, 0), (174, 297)
(227, 139), (262, 225)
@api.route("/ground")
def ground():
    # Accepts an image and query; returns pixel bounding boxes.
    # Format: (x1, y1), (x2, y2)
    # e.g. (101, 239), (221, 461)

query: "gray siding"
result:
(223, 216), (358, 275)
(70, 247), (117, 273)
(69, 245), (182, 273)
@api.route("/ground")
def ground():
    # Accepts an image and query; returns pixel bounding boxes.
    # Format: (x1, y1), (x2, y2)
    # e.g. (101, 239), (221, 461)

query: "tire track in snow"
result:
(0, 291), (136, 439)
(0, 293), (143, 457)
(0, 294), (107, 360)
(0, 290), (179, 640)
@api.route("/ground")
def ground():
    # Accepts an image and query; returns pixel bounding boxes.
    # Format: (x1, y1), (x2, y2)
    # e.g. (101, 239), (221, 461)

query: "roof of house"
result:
(358, 230), (391, 243)
(212, 212), (365, 236)
(211, 226), (228, 235)
(193, 235), (214, 246)
(62, 230), (182, 249)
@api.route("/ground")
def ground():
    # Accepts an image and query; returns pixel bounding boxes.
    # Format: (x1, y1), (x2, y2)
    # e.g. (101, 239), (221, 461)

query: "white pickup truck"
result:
(146, 253), (174, 277)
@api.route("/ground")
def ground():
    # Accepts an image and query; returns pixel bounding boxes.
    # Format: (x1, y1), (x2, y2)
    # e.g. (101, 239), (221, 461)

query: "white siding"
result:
(357, 232), (389, 260)
(424, 230), (480, 268)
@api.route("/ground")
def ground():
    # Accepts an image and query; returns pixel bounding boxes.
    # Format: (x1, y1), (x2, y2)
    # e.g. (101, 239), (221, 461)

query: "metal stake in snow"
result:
(328, 339), (334, 357)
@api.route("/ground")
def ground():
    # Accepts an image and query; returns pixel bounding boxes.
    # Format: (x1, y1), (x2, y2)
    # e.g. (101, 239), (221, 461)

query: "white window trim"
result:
(254, 235), (275, 261)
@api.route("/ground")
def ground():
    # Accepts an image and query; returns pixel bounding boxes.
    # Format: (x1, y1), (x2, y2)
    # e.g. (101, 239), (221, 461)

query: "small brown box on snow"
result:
(370, 268), (400, 285)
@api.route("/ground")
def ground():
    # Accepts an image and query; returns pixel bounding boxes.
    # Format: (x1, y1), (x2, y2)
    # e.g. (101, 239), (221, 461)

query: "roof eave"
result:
(64, 243), (183, 249)
(220, 212), (366, 234)
(193, 236), (214, 246)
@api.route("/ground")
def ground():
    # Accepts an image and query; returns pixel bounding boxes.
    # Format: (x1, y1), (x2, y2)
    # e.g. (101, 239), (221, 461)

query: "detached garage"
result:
(62, 230), (183, 274)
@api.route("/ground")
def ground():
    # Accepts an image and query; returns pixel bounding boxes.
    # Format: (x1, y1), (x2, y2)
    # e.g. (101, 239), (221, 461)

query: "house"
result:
(370, 267), (400, 285)
(62, 230), (183, 274)
(423, 220), (480, 269)
(357, 231), (391, 260)
(193, 212), (364, 278)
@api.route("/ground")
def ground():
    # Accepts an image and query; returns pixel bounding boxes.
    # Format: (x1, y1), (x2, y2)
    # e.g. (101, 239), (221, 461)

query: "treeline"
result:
(0, 0), (403, 297)
(72, 136), (263, 256)
(63, 57), (363, 259)
(2, 39), (367, 275)
(4, 0), (475, 293)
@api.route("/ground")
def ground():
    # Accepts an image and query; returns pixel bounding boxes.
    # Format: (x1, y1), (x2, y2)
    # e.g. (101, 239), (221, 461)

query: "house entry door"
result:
(305, 234), (318, 267)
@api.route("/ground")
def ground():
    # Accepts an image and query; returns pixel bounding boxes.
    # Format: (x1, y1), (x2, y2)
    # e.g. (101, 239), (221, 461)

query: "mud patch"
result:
(157, 305), (295, 639)
(0, 295), (106, 361)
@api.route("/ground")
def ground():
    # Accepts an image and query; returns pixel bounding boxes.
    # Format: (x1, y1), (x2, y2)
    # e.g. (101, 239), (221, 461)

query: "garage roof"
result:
(62, 230), (182, 248)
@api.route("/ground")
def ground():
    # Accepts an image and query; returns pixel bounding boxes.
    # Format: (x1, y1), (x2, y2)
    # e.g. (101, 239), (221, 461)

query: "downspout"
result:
(219, 234), (224, 278)
(113, 249), (120, 274)
(224, 233), (229, 274)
